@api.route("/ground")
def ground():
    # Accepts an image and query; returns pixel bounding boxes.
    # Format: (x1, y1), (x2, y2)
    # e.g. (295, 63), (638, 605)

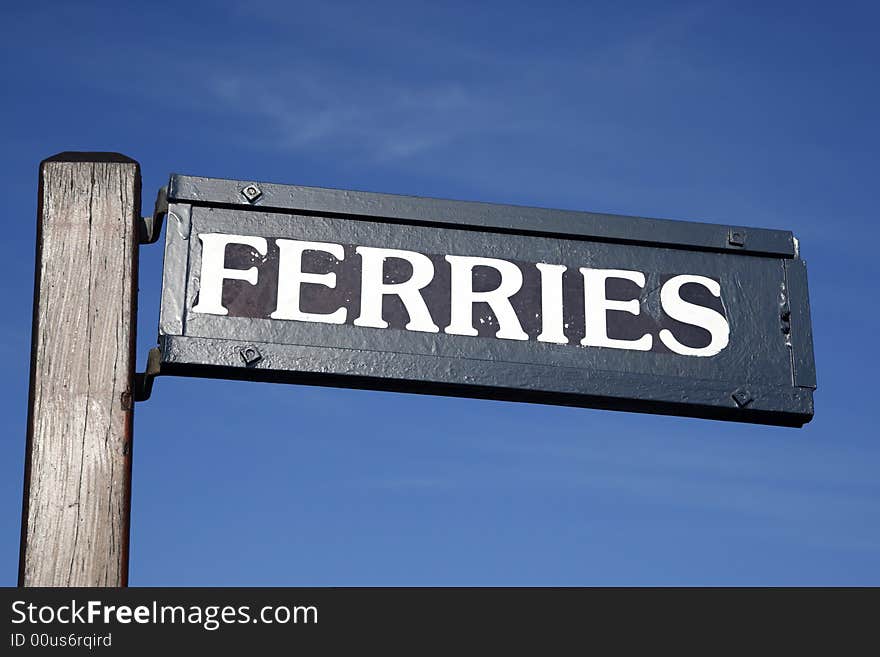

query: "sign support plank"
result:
(20, 153), (140, 586)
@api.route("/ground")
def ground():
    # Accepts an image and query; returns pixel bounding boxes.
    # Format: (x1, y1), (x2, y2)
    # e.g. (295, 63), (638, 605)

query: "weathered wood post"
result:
(19, 153), (140, 586)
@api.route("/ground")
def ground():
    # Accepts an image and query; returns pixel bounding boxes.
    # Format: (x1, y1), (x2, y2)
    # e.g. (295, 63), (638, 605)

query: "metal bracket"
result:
(139, 186), (168, 244)
(134, 346), (162, 402)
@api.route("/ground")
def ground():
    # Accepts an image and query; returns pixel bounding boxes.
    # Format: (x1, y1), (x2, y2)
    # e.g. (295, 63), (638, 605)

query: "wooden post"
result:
(19, 153), (140, 586)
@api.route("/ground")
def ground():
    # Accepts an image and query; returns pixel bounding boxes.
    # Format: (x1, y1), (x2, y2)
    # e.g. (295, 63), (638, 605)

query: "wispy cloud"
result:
(208, 68), (487, 161)
(342, 414), (880, 551)
(181, 1), (721, 168)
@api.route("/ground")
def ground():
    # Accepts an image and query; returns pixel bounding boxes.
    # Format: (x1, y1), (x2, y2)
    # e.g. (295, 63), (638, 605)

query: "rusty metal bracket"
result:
(139, 186), (168, 245)
(134, 346), (162, 402)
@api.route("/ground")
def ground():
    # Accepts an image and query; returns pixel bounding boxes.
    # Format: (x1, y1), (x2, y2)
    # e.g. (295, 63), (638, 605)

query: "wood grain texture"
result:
(20, 154), (140, 586)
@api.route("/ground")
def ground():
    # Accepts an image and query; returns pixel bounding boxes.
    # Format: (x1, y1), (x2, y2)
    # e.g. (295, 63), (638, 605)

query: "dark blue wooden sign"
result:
(156, 175), (816, 426)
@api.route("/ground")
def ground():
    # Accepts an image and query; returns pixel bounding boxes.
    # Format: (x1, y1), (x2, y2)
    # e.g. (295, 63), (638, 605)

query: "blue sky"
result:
(1, 0), (878, 585)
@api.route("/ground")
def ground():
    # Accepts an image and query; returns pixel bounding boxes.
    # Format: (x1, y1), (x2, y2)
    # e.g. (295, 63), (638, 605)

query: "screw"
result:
(241, 184), (263, 203)
(239, 345), (262, 366)
(732, 388), (753, 408)
(728, 228), (746, 247)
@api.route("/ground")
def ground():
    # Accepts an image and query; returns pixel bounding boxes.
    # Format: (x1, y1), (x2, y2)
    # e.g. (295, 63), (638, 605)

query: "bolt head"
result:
(241, 184), (263, 203)
(239, 345), (262, 366)
(732, 388), (753, 408)
(728, 229), (746, 247)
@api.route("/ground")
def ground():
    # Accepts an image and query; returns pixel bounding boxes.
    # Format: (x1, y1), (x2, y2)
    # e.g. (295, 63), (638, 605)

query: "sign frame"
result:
(157, 174), (816, 427)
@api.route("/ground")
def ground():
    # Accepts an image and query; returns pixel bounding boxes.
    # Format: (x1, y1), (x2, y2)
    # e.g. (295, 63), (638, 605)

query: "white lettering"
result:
(11, 601), (26, 624)
(192, 233), (268, 316)
(444, 256), (528, 341)
(580, 268), (652, 351)
(270, 239), (347, 324)
(536, 263), (568, 344)
(354, 247), (439, 333)
(659, 275), (730, 356)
